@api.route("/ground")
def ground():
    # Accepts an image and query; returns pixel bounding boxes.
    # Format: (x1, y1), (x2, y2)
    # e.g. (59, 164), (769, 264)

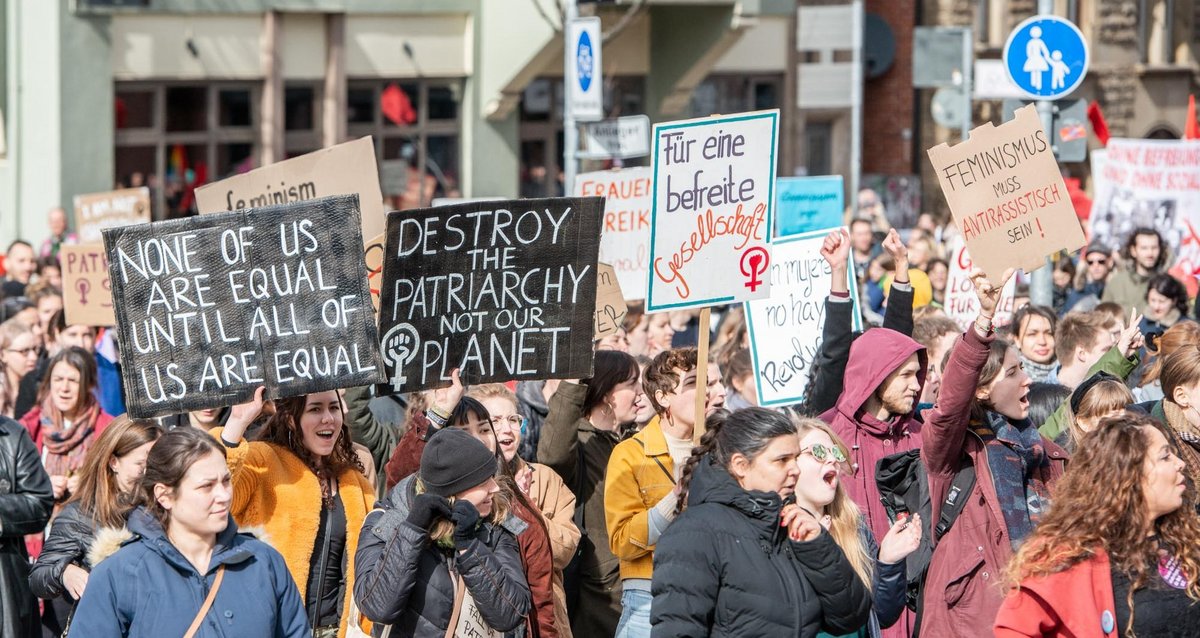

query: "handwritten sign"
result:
(60, 244), (114, 326)
(104, 194), (384, 419)
(74, 188), (151, 244)
(575, 167), (652, 300)
(377, 197), (603, 394)
(944, 238), (1016, 332)
(927, 104), (1085, 281)
(364, 233), (386, 313)
(775, 176), (845, 237)
(647, 110), (779, 311)
(744, 228), (860, 407)
(594, 263), (628, 339)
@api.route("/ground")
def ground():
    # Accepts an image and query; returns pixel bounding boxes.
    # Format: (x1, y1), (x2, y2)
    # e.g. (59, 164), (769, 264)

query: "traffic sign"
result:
(1003, 15), (1088, 100)
(566, 17), (604, 122)
(580, 115), (651, 160)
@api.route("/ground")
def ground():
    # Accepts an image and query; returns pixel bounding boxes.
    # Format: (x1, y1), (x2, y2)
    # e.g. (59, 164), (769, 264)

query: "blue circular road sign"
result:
(576, 30), (595, 92)
(1003, 15), (1089, 100)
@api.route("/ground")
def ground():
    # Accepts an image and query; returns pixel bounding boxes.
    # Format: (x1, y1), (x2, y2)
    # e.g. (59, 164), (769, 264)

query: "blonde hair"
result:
(467, 383), (518, 407)
(794, 418), (872, 586)
(413, 477), (510, 544)
(1066, 380), (1133, 448)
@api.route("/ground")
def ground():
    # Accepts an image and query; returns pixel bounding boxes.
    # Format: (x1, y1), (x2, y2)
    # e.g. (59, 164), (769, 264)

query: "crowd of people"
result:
(2, 195), (1200, 638)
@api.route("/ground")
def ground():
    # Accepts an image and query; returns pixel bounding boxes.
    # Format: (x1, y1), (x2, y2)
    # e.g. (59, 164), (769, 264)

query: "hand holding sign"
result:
(971, 267), (1015, 318)
(431, 369), (465, 416)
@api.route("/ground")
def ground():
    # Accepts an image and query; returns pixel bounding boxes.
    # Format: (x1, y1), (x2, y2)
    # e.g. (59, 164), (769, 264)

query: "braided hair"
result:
(674, 407), (798, 515)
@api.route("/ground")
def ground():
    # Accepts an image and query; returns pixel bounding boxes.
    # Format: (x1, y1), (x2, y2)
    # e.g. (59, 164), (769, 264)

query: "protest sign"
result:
(575, 167), (652, 300)
(744, 228), (860, 407)
(60, 244), (114, 326)
(927, 104), (1085, 282)
(775, 176), (844, 237)
(195, 136), (385, 248)
(594, 263), (628, 339)
(377, 197), (603, 394)
(104, 194), (384, 419)
(74, 188), (151, 244)
(364, 233), (386, 313)
(647, 110), (779, 311)
(943, 238), (1017, 332)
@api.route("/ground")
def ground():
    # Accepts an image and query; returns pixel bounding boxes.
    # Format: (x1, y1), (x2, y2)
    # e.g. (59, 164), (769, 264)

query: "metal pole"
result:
(961, 27), (972, 142)
(849, 0), (863, 212)
(563, 0), (578, 197)
(1029, 0), (1055, 308)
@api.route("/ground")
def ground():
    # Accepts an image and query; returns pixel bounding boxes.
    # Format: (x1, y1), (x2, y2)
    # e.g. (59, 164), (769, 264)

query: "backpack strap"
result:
(934, 463), (976, 540)
(633, 437), (675, 483)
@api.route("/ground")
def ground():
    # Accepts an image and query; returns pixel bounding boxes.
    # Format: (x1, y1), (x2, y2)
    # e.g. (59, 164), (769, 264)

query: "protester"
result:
(36, 256), (62, 291)
(1060, 372), (1133, 451)
(2, 240), (37, 298)
(722, 348), (757, 410)
(66, 427), (308, 637)
(1050, 256), (1075, 315)
(345, 385), (402, 493)
(1010, 305), (1058, 382)
(1048, 311), (1116, 389)
(1145, 347), (1200, 486)
(0, 413), (53, 638)
(0, 319), (38, 418)
(650, 408), (872, 636)
(850, 217), (879, 282)
(1102, 227), (1168, 314)
(912, 316), (960, 408)
(1065, 241), (1111, 312)
(28, 417), (161, 635)
(354, 428), (531, 636)
(642, 313), (675, 358)
(995, 414), (1200, 636)
(925, 258), (948, 308)
(39, 208), (78, 258)
(26, 282), (62, 346)
(793, 418), (920, 638)
(1135, 321), (1200, 402)
(216, 388), (375, 637)
(538, 351), (643, 638)
(1024, 383), (1071, 432)
(1140, 273), (1190, 334)
(921, 268), (1069, 637)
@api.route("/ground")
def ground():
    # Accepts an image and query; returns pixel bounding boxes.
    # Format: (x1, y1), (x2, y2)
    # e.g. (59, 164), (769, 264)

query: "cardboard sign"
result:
(744, 228), (861, 407)
(647, 110), (779, 311)
(574, 167), (652, 300)
(377, 197), (603, 394)
(74, 187), (151, 244)
(927, 104), (1085, 281)
(60, 244), (114, 326)
(104, 194), (385, 419)
(594, 263), (628, 339)
(944, 238), (1017, 332)
(195, 136), (385, 248)
(364, 233), (386, 313)
(775, 176), (845, 237)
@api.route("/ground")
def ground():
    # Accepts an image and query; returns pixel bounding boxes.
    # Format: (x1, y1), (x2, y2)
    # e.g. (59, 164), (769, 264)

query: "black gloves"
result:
(451, 500), (481, 550)
(407, 493), (452, 531)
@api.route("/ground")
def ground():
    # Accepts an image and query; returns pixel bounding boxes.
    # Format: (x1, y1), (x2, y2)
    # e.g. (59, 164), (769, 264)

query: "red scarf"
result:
(37, 398), (102, 477)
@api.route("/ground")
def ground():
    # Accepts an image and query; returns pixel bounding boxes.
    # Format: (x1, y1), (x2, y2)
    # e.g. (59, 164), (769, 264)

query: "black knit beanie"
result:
(420, 429), (497, 497)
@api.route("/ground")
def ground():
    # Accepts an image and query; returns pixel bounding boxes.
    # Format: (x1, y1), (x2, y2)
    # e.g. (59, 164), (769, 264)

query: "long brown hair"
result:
(970, 340), (1014, 422)
(138, 428), (227, 530)
(67, 416), (162, 528)
(257, 392), (364, 496)
(36, 347), (99, 415)
(1006, 414), (1200, 636)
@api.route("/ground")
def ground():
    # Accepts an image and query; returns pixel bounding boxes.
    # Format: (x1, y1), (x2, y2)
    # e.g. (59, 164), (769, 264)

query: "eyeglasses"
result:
(1086, 258), (1108, 265)
(5, 347), (37, 357)
(801, 443), (847, 464)
(489, 415), (526, 429)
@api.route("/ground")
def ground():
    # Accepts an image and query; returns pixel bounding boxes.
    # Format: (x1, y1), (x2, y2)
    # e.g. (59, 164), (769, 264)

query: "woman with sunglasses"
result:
(652, 408), (871, 636)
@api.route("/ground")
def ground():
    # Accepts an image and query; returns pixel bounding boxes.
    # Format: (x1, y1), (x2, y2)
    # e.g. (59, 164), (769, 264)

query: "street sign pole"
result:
(961, 27), (972, 141)
(563, 0), (579, 197)
(1030, 0), (1056, 308)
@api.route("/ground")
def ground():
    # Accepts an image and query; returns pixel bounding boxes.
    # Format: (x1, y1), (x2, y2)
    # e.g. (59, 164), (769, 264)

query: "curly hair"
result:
(643, 347), (698, 415)
(257, 392), (364, 507)
(1006, 414), (1200, 635)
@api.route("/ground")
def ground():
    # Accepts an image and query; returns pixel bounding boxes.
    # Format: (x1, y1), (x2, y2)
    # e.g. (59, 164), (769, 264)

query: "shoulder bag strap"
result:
(444, 569), (467, 638)
(183, 565), (226, 638)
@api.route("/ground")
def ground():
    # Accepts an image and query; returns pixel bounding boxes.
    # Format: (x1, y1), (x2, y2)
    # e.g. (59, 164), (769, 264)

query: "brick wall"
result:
(863, 0), (916, 176)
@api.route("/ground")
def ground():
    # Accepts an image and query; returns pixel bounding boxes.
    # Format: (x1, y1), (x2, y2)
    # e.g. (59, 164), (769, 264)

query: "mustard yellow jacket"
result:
(603, 417), (676, 581)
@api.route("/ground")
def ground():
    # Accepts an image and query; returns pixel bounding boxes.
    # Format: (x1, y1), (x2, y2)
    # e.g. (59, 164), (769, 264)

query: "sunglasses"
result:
(801, 443), (847, 464)
(1086, 258), (1108, 265)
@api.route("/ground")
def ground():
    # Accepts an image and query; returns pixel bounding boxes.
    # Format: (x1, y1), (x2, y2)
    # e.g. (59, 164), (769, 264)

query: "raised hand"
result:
(970, 267), (1015, 319)
(820, 229), (852, 271)
(1118, 309), (1146, 357)
(878, 513), (923, 565)
(881, 229), (908, 268)
(223, 387), (266, 444)
(432, 368), (465, 416)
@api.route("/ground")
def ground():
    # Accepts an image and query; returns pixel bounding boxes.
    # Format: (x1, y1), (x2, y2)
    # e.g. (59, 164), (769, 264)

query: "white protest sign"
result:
(574, 167), (652, 300)
(647, 110), (779, 312)
(944, 238), (1017, 332)
(744, 227), (860, 407)
(74, 188), (151, 244)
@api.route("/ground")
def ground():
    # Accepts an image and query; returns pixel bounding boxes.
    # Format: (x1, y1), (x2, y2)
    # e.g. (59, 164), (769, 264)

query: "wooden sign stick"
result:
(692, 306), (711, 446)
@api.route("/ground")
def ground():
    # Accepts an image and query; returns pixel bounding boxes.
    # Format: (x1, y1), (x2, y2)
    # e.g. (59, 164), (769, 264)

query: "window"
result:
(115, 82), (259, 219)
(284, 82), (322, 158)
(346, 79), (463, 209)
(688, 75), (783, 119)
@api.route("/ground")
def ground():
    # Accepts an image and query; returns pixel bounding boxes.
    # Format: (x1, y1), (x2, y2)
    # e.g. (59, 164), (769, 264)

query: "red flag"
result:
(381, 84), (417, 126)
(1185, 94), (1199, 140)
(1087, 101), (1110, 146)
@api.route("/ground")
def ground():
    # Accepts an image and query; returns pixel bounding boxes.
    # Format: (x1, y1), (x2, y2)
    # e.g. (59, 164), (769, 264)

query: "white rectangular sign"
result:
(566, 17), (604, 122)
(944, 238), (1017, 332)
(574, 167), (652, 300)
(646, 109), (779, 311)
(745, 227), (860, 407)
(581, 115), (651, 160)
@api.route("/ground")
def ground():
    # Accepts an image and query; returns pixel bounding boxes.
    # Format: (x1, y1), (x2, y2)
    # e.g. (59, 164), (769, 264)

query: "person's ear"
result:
(1173, 385), (1192, 410)
(975, 385), (991, 402)
(153, 483), (174, 512)
(728, 453), (750, 482)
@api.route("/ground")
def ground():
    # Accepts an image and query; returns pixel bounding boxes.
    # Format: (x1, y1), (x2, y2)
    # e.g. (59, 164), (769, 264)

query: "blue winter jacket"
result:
(67, 507), (309, 638)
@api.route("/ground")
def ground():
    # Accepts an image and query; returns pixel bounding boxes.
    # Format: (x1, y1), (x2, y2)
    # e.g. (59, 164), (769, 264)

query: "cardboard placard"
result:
(364, 233), (386, 313)
(104, 194), (384, 418)
(377, 197), (603, 394)
(574, 167), (652, 300)
(195, 136), (385, 249)
(594, 263), (628, 339)
(927, 104), (1086, 281)
(74, 187), (151, 244)
(744, 227), (861, 407)
(647, 110), (779, 311)
(775, 176), (845, 237)
(60, 244), (115, 327)
(944, 238), (1017, 332)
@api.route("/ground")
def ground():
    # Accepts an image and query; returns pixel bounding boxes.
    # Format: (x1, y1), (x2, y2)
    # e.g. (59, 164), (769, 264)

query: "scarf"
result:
(972, 411), (1053, 550)
(1162, 401), (1200, 486)
(38, 397), (102, 477)
(1018, 353), (1057, 383)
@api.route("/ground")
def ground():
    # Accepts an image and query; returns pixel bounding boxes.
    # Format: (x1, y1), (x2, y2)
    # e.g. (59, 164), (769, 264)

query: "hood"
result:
(686, 454), (784, 540)
(827, 328), (926, 434)
(120, 506), (254, 574)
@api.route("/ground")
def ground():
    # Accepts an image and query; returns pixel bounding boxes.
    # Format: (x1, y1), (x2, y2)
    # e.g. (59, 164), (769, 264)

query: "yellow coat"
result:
(214, 427), (376, 638)
(603, 417), (676, 581)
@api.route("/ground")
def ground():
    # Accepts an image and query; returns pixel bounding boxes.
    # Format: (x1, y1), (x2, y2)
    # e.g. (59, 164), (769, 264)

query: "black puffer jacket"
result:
(0, 416), (54, 638)
(650, 455), (872, 637)
(29, 501), (97, 600)
(354, 475), (532, 637)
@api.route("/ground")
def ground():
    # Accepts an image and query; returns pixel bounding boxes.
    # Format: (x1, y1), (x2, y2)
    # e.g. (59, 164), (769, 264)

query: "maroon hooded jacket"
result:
(820, 327), (927, 542)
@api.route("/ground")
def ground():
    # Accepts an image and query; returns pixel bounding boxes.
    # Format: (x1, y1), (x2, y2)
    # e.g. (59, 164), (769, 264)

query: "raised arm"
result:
(383, 370), (464, 490)
(880, 230), (914, 337)
(807, 229), (856, 415)
(343, 385), (399, 479)
(536, 381), (588, 484)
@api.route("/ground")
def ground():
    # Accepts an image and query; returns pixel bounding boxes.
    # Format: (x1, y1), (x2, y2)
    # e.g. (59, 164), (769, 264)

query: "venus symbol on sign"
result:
(382, 323), (420, 392)
(76, 279), (91, 305)
(740, 247), (770, 293)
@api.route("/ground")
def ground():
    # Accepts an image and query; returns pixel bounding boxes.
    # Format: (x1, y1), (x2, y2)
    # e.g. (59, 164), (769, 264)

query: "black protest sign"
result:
(104, 194), (385, 418)
(378, 197), (603, 394)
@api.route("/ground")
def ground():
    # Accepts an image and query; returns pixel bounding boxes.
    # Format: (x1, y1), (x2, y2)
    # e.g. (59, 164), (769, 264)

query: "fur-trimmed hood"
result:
(88, 518), (272, 566)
